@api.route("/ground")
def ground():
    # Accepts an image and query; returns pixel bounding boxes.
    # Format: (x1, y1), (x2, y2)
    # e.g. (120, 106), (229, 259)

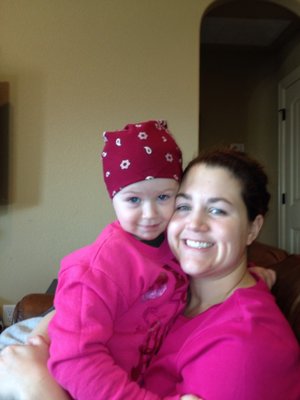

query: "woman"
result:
(0, 149), (298, 399)
(143, 149), (300, 399)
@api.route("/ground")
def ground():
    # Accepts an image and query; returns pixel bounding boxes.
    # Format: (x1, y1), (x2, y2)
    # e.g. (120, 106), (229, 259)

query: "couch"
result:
(247, 241), (300, 343)
(12, 241), (300, 343)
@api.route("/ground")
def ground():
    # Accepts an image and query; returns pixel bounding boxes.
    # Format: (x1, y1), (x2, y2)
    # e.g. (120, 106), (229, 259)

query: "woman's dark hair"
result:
(182, 148), (270, 221)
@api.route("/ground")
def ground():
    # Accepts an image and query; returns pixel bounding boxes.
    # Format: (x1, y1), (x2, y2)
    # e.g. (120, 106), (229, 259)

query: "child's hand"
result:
(249, 265), (276, 289)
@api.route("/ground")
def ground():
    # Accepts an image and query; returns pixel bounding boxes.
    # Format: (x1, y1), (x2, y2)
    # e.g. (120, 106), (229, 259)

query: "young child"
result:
(47, 120), (190, 399)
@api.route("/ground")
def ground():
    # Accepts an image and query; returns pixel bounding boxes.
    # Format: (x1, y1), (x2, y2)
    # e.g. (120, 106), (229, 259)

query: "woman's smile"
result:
(185, 239), (214, 249)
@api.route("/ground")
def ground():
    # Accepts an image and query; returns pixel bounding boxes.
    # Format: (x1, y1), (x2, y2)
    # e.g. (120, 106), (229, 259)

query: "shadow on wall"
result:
(0, 82), (9, 205)
(0, 71), (46, 209)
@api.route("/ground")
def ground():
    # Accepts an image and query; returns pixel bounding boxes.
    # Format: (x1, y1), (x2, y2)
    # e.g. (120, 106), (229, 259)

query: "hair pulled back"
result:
(182, 148), (270, 221)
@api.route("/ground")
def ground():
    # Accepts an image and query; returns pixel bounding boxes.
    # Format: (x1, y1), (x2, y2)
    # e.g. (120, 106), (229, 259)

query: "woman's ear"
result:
(247, 214), (264, 245)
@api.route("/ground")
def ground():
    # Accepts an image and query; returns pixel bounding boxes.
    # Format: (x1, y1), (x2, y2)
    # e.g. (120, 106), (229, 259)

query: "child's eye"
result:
(128, 197), (141, 204)
(158, 194), (170, 201)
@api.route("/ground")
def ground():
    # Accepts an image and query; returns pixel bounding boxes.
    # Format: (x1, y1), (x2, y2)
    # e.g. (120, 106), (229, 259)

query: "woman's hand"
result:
(0, 335), (70, 400)
(249, 265), (276, 289)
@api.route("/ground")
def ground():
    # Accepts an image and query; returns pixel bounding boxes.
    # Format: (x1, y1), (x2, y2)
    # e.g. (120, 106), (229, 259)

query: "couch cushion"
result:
(268, 255), (300, 343)
(247, 241), (289, 267)
(13, 293), (54, 323)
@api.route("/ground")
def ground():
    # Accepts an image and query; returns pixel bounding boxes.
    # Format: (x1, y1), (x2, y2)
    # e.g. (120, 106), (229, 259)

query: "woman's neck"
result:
(184, 265), (256, 318)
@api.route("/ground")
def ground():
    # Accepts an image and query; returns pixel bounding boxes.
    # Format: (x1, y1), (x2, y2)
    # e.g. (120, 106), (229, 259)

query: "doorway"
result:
(279, 66), (300, 253)
(200, 0), (300, 248)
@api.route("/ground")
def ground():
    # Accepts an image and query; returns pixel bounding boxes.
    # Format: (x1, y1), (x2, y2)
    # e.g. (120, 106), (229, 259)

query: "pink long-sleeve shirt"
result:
(48, 221), (188, 400)
(143, 278), (300, 400)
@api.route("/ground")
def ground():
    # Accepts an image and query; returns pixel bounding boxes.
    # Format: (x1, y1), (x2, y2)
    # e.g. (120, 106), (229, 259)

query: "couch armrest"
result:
(12, 293), (54, 324)
(268, 255), (300, 343)
(247, 241), (289, 267)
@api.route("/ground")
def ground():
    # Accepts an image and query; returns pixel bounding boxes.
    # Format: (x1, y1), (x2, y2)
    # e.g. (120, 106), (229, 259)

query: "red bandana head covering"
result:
(101, 120), (182, 198)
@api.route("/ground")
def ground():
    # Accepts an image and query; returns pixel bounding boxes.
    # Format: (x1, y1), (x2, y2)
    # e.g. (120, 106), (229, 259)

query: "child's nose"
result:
(142, 202), (157, 218)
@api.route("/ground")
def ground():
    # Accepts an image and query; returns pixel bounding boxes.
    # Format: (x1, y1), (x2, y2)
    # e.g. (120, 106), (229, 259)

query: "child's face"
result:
(112, 178), (179, 241)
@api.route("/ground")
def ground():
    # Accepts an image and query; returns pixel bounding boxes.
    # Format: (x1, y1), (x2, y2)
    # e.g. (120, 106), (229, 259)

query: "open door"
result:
(200, 0), (300, 247)
(279, 66), (300, 253)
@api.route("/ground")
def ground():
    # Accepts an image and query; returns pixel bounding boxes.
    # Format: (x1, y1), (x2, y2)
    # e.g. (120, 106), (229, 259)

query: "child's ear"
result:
(247, 215), (264, 245)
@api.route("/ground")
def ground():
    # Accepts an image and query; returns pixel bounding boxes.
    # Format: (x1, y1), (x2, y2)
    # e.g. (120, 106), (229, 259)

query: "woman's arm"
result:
(28, 309), (55, 342)
(0, 336), (201, 400)
(0, 335), (70, 400)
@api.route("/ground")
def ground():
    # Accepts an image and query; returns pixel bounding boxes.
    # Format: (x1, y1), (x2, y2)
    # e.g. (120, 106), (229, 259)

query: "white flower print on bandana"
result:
(120, 159), (130, 169)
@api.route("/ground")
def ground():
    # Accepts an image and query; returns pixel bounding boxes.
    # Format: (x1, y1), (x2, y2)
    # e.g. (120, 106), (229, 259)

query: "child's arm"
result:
(47, 240), (189, 400)
(49, 272), (164, 400)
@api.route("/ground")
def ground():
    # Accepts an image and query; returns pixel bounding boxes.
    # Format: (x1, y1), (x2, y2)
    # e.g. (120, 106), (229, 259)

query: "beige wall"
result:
(0, 0), (299, 309)
(0, 0), (209, 308)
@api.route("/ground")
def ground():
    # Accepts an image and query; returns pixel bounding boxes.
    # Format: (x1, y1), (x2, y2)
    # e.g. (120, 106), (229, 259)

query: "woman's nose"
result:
(187, 211), (209, 232)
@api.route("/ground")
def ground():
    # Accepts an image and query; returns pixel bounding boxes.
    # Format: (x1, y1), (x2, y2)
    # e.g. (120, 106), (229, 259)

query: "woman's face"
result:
(167, 163), (262, 278)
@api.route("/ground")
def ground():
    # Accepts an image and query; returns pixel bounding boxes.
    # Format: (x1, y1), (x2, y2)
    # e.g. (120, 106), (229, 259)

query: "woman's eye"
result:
(175, 204), (191, 212)
(209, 207), (227, 216)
